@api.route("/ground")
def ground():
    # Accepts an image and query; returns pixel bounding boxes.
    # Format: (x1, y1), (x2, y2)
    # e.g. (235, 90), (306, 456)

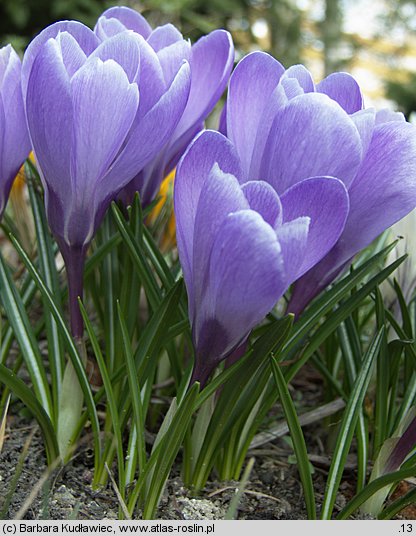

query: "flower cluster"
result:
(1, 8), (416, 382)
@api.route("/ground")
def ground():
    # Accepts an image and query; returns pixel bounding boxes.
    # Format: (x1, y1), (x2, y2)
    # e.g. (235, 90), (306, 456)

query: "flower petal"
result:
(192, 164), (248, 317)
(70, 57), (139, 203)
(317, 72), (363, 114)
(157, 39), (191, 86)
(289, 121), (416, 316)
(260, 92), (363, 193)
(95, 6), (152, 39)
(194, 209), (285, 375)
(242, 180), (282, 227)
(283, 64), (315, 93)
(351, 108), (376, 158)
(22, 20), (99, 98)
(148, 24), (184, 50)
(275, 217), (310, 282)
(89, 31), (141, 83)
(102, 61), (190, 195)
(279, 176), (349, 281)
(227, 51), (284, 176)
(174, 130), (243, 304)
(26, 38), (73, 207)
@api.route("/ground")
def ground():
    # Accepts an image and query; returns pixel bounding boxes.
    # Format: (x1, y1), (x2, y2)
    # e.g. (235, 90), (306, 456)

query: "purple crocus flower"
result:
(95, 6), (234, 205)
(22, 21), (191, 338)
(222, 51), (416, 316)
(0, 45), (31, 216)
(174, 130), (350, 385)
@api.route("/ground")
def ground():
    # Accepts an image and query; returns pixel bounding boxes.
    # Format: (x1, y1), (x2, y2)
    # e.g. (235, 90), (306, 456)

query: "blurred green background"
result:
(1, 0), (416, 117)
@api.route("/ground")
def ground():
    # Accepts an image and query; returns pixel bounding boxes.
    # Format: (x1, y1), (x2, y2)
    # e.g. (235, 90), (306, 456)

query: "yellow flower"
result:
(148, 169), (176, 251)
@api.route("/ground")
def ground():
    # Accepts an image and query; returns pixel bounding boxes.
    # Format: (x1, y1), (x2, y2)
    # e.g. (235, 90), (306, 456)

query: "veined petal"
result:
(275, 217), (310, 282)
(280, 176), (349, 281)
(26, 38), (73, 204)
(340, 121), (416, 262)
(317, 72), (363, 114)
(289, 121), (416, 316)
(55, 32), (87, 78)
(351, 108), (376, 158)
(95, 6), (152, 39)
(157, 39), (191, 86)
(174, 30), (234, 141)
(227, 51), (284, 176)
(194, 209), (285, 373)
(89, 31), (141, 83)
(376, 108), (406, 124)
(283, 64), (315, 93)
(260, 92), (362, 193)
(242, 180), (282, 227)
(70, 57), (139, 201)
(102, 61), (190, 196)
(174, 130), (243, 297)
(148, 24), (184, 50)
(192, 164), (248, 317)
(22, 20), (99, 98)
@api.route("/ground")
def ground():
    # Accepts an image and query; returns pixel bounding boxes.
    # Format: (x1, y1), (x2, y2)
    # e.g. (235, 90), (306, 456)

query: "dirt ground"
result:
(0, 366), (414, 520)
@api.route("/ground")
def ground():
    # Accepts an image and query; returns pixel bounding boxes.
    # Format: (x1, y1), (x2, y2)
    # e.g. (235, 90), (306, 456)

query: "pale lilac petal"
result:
(317, 72), (363, 114)
(280, 176), (349, 281)
(26, 38), (73, 208)
(275, 217), (310, 281)
(242, 180), (282, 227)
(89, 31), (141, 83)
(289, 121), (416, 316)
(283, 64), (315, 93)
(376, 108), (406, 124)
(194, 209), (285, 378)
(94, 17), (127, 41)
(173, 30), (234, 141)
(260, 93), (363, 193)
(95, 6), (152, 39)
(0, 46), (30, 215)
(157, 39), (191, 86)
(192, 164), (248, 317)
(54, 32), (87, 77)
(281, 77), (304, 99)
(174, 130), (243, 302)
(102, 61), (190, 194)
(70, 57), (139, 204)
(22, 21), (99, 98)
(351, 108), (376, 158)
(227, 51), (284, 176)
(148, 24), (184, 50)
(134, 38), (166, 116)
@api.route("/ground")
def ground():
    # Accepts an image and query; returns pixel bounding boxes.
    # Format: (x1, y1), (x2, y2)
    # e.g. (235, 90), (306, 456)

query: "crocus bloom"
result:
(221, 51), (416, 316)
(174, 130), (350, 384)
(22, 21), (191, 338)
(95, 6), (234, 205)
(0, 45), (31, 217)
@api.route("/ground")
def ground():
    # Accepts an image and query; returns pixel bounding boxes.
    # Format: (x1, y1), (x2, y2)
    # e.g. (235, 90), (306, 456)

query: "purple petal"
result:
(194, 209), (285, 372)
(22, 21), (99, 98)
(54, 32), (87, 77)
(157, 39), (191, 86)
(0, 45), (30, 215)
(95, 6), (152, 40)
(289, 121), (416, 316)
(227, 51), (284, 176)
(174, 130), (244, 304)
(101, 61), (190, 196)
(283, 64), (315, 93)
(280, 176), (349, 281)
(192, 164), (249, 317)
(275, 217), (310, 281)
(376, 108), (406, 124)
(242, 180), (282, 227)
(26, 38), (73, 214)
(70, 57), (139, 206)
(134, 38), (166, 116)
(260, 92), (363, 193)
(148, 24), (184, 50)
(351, 108), (376, 159)
(172, 30), (233, 142)
(317, 72), (363, 114)
(89, 31), (141, 83)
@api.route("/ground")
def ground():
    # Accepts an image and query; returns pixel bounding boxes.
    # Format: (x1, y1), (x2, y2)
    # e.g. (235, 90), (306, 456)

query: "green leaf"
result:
(0, 363), (59, 464)
(271, 357), (316, 519)
(320, 327), (385, 519)
(0, 251), (53, 418)
(8, 233), (102, 471)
